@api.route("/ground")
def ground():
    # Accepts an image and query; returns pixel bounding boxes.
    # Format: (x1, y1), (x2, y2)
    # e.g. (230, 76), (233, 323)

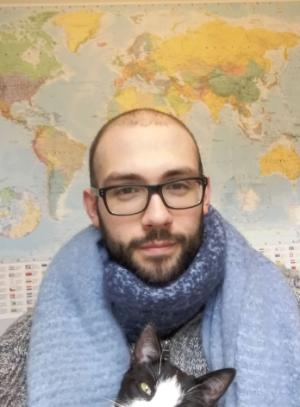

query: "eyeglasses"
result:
(91, 176), (208, 216)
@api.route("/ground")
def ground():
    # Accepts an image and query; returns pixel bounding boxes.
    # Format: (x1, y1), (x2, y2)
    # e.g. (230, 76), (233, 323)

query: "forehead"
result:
(94, 123), (199, 184)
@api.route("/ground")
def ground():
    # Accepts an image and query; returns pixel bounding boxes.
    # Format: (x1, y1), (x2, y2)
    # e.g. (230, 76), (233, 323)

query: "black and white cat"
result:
(115, 324), (235, 407)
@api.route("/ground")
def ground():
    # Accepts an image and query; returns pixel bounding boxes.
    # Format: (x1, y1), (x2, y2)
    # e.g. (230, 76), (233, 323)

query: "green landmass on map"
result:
(0, 12), (62, 118)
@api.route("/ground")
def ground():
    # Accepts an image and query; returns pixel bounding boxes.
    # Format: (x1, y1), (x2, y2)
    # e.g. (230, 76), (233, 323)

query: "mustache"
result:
(129, 229), (186, 249)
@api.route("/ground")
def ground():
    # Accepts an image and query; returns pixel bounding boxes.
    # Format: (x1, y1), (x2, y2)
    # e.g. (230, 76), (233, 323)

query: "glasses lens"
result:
(106, 185), (148, 215)
(162, 179), (204, 209)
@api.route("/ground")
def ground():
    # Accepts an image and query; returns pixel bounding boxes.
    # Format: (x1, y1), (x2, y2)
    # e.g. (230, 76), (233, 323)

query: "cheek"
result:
(100, 211), (142, 243)
(172, 207), (202, 234)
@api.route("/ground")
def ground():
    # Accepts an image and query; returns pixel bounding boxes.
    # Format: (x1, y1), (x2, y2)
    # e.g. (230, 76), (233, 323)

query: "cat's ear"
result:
(195, 368), (235, 406)
(134, 324), (162, 364)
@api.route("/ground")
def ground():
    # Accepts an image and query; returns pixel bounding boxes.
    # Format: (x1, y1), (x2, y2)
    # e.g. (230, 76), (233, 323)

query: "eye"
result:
(173, 182), (188, 190)
(165, 180), (191, 195)
(116, 186), (139, 195)
(110, 186), (143, 199)
(139, 381), (152, 396)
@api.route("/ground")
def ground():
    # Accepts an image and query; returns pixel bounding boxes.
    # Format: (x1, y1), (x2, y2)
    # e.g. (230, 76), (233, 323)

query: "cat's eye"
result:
(139, 381), (152, 396)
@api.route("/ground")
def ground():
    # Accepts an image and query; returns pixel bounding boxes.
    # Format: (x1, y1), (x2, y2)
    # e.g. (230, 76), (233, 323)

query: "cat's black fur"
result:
(116, 324), (235, 407)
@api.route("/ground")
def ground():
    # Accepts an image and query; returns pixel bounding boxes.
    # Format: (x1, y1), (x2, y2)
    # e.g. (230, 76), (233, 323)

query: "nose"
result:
(141, 193), (173, 229)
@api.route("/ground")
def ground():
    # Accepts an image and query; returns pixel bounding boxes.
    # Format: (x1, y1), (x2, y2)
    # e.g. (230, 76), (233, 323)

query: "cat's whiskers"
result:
(116, 324), (235, 406)
(101, 396), (126, 407)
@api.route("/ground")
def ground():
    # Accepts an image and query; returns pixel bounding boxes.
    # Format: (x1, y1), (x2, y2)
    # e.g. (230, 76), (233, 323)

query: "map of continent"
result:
(0, 187), (41, 239)
(33, 126), (86, 219)
(0, 2), (299, 260)
(0, 11), (62, 122)
(111, 19), (299, 141)
(54, 10), (104, 52)
(260, 137), (300, 181)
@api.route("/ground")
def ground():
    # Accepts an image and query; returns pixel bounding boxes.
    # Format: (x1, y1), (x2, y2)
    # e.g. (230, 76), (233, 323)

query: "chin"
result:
(133, 258), (183, 284)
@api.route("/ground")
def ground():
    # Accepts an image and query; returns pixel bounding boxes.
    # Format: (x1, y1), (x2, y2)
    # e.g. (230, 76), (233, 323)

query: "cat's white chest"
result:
(127, 376), (183, 407)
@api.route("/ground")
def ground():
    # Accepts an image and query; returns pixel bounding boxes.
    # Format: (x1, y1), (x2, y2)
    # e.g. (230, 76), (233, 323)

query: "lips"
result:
(138, 240), (176, 256)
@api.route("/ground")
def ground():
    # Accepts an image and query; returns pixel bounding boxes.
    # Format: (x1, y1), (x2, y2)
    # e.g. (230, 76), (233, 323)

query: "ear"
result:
(134, 324), (162, 364)
(203, 177), (211, 215)
(83, 188), (101, 228)
(195, 368), (235, 405)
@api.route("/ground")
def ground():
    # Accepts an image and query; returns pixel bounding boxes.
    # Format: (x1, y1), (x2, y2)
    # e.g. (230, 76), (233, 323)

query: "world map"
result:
(1, 2), (300, 261)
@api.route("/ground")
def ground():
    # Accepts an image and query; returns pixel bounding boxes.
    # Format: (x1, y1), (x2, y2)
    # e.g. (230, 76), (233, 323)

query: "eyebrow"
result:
(103, 167), (199, 186)
(103, 173), (144, 185)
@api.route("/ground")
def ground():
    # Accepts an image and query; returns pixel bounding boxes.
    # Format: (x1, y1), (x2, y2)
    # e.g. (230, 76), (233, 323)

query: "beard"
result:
(98, 212), (204, 285)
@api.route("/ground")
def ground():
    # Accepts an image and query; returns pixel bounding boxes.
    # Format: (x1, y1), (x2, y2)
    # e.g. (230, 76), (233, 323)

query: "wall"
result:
(0, 0), (300, 334)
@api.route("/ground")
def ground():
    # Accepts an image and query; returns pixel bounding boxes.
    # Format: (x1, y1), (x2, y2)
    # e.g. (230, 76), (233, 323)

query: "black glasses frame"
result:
(91, 176), (208, 216)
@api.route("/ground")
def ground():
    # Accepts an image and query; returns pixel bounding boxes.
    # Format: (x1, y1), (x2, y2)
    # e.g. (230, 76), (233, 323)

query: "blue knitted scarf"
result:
(28, 207), (300, 407)
(103, 207), (225, 343)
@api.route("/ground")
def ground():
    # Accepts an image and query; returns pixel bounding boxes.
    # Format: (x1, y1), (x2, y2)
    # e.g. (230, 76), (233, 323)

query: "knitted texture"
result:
(103, 208), (226, 342)
(0, 310), (208, 407)
(0, 311), (32, 407)
(27, 227), (130, 407)
(168, 312), (208, 377)
(203, 213), (300, 406)
(27, 207), (300, 407)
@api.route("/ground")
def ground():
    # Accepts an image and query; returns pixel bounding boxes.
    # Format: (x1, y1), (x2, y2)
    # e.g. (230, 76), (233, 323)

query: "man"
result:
(1, 108), (300, 407)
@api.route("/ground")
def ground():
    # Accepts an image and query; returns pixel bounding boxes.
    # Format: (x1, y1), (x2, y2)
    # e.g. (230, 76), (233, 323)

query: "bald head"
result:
(89, 108), (203, 187)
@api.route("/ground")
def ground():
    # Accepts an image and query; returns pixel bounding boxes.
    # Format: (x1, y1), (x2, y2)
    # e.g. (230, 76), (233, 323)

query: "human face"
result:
(84, 123), (210, 283)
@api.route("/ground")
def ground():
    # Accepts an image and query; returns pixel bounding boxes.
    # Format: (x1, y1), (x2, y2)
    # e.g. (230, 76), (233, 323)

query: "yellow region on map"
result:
(9, 199), (41, 239)
(151, 20), (299, 74)
(201, 90), (232, 121)
(260, 145), (300, 181)
(33, 126), (86, 183)
(114, 86), (163, 111)
(111, 86), (191, 117)
(116, 20), (300, 122)
(33, 126), (86, 217)
(54, 10), (103, 52)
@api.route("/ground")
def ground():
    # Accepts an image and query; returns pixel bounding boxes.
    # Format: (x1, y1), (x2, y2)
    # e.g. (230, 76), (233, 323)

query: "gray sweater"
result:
(0, 312), (32, 407)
